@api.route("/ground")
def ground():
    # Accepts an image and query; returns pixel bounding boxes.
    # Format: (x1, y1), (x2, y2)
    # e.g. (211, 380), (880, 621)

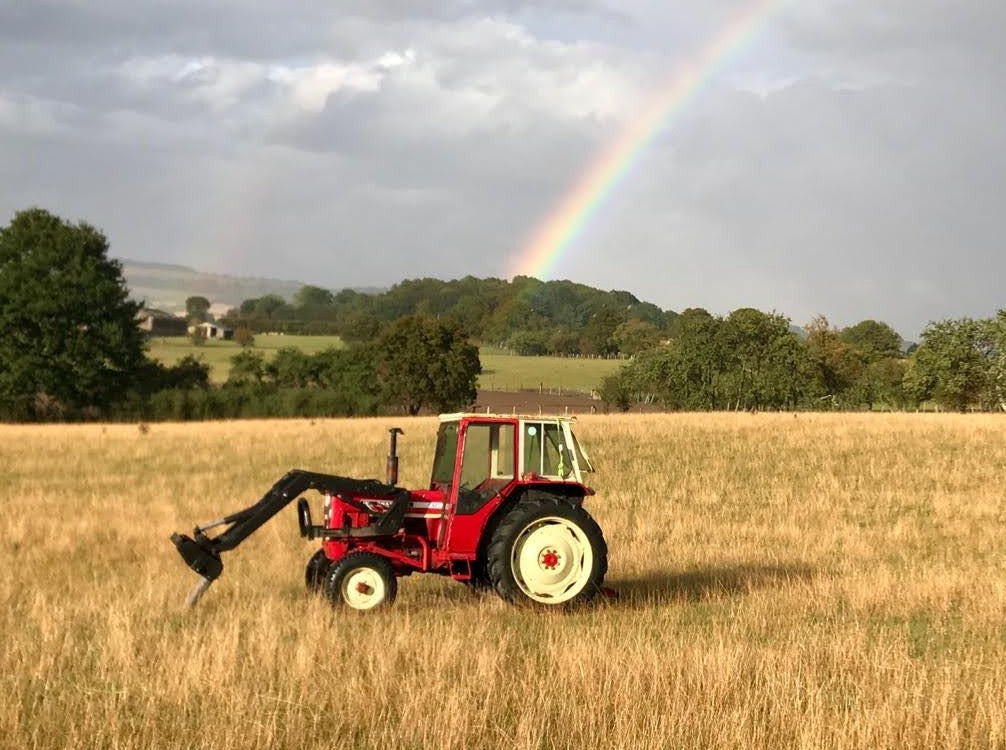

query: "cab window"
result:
(430, 421), (459, 489)
(523, 421), (572, 478)
(459, 422), (516, 499)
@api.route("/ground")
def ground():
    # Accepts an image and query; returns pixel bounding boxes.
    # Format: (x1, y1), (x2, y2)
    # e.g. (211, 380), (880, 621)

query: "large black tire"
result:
(487, 500), (607, 606)
(324, 551), (398, 611)
(305, 549), (331, 594)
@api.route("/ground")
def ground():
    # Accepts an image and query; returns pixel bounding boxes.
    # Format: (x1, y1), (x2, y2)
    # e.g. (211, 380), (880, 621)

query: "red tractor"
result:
(172, 413), (608, 610)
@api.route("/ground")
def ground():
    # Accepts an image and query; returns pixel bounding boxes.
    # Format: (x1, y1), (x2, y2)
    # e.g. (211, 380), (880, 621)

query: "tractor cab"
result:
(431, 413), (593, 498)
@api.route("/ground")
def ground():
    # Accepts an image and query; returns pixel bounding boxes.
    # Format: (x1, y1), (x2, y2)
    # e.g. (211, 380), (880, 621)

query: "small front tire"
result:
(324, 552), (398, 611)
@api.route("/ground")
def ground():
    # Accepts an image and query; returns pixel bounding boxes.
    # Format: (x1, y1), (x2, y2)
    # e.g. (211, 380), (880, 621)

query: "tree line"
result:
(599, 308), (1006, 413)
(221, 276), (679, 358)
(0, 209), (479, 421)
(3, 207), (1003, 420)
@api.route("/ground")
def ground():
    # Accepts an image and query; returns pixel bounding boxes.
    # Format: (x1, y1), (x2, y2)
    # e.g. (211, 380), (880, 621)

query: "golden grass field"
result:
(2, 413), (1005, 749)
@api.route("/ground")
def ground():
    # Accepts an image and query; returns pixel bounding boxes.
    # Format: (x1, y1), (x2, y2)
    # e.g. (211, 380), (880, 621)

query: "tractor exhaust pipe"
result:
(386, 427), (404, 485)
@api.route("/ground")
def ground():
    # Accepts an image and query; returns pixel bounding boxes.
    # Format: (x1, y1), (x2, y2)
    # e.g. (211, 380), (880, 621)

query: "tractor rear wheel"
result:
(487, 500), (607, 606)
(305, 549), (331, 594)
(324, 552), (397, 611)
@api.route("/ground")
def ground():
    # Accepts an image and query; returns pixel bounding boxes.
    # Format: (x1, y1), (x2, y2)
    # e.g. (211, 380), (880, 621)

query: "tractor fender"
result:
(510, 482), (593, 505)
(475, 484), (589, 565)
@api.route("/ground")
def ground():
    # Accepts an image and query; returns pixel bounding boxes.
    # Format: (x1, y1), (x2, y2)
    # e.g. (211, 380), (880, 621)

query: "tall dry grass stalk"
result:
(2, 413), (1005, 749)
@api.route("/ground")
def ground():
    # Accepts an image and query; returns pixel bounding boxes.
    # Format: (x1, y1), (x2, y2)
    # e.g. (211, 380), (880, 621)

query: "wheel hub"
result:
(539, 549), (561, 569)
(342, 568), (386, 610)
(512, 516), (594, 603)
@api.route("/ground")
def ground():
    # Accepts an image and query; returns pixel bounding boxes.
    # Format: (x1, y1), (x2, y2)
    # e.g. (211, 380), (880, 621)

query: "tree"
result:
(185, 296), (211, 323)
(546, 329), (581, 356)
(294, 285), (335, 309)
(839, 320), (903, 362)
(506, 330), (548, 356)
(337, 309), (381, 344)
(580, 307), (627, 357)
(988, 311), (1006, 411)
(718, 308), (810, 410)
(189, 325), (207, 346)
(803, 315), (862, 401)
(373, 316), (481, 415)
(269, 347), (314, 388)
(148, 355), (211, 391)
(250, 294), (294, 325)
(847, 357), (909, 410)
(0, 208), (147, 418)
(234, 326), (255, 348)
(664, 308), (725, 409)
(226, 350), (267, 386)
(612, 319), (661, 357)
(598, 372), (633, 412)
(908, 318), (992, 411)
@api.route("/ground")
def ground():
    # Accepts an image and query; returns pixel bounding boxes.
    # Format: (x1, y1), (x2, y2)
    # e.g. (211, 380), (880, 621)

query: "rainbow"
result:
(508, 0), (793, 279)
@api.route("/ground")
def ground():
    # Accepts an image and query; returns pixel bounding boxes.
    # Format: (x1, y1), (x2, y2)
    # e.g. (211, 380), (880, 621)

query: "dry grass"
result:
(2, 413), (1005, 749)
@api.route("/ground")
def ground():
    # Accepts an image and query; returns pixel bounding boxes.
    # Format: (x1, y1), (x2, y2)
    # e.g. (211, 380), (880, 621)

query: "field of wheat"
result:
(2, 413), (1005, 749)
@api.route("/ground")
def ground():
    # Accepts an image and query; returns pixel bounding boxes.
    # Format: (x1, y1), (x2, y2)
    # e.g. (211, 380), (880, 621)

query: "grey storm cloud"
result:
(0, 0), (1003, 338)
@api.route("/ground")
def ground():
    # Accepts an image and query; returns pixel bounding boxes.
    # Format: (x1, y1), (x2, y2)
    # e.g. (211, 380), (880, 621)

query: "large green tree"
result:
(839, 319), (903, 362)
(373, 316), (481, 415)
(718, 308), (810, 410)
(907, 318), (992, 411)
(0, 208), (147, 418)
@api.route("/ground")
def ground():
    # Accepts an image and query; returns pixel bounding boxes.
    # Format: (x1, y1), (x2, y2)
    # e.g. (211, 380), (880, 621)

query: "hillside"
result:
(119, 259), (387, 315)
(119, 259), (307, 314)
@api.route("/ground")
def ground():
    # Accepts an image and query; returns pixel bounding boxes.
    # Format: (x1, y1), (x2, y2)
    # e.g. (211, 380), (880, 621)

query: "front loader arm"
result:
(170, 469), (408, 606)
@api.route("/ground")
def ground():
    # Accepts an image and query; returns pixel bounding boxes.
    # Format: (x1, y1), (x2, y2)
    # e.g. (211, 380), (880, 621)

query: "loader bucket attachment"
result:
(170, 532), (223, 581)
(171, 469), (410, 607)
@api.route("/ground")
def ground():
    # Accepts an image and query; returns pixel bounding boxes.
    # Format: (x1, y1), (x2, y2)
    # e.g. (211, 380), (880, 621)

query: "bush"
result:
(234, 327), (255, 347)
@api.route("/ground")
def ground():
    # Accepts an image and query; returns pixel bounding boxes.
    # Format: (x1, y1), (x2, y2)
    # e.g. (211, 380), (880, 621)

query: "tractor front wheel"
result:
(324, 552), (398, 611)
(305, 549), (331, 594)
(488, 500), (607, 606)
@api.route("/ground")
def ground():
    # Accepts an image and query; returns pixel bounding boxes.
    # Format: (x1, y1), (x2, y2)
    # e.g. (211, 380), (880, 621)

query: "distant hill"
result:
(118, 259), (381, 315)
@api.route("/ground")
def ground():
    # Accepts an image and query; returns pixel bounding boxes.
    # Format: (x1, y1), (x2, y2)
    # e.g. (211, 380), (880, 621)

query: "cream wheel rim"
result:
(511, 516), (593, 603)
(341, 567), (387, 610)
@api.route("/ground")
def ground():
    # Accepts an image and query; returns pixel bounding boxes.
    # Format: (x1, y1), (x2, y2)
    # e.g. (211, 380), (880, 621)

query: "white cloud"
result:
(1, 0), (1004, 337)
(267, 61), (384, 114)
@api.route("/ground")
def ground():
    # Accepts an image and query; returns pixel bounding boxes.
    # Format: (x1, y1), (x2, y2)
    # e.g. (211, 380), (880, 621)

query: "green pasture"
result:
(146, 334), (345, 382)
(478, 351), (619, 394)
(146, 337), (619, 393)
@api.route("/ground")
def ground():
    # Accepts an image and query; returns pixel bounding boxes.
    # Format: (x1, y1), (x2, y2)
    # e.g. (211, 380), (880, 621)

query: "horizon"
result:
(120, 256), (940, 341)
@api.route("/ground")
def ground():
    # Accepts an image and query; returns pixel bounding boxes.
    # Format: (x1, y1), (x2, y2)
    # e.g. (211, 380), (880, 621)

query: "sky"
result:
(1, 0), (1003, 339)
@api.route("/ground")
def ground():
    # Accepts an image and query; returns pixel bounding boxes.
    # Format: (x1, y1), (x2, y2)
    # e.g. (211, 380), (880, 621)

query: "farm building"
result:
(189, 321), (233, 340)
(136, 308), (188, 337)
